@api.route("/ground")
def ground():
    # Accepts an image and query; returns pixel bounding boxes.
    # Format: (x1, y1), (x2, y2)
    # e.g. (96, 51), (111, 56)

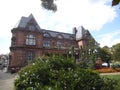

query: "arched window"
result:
(43, 33), (50, 37)
(26, 35), (36, 45)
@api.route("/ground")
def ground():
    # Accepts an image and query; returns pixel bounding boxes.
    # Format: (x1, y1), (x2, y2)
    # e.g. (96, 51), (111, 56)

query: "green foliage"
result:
(101, 77), (117, 90)
(14, 55), (117, 90)
(98, 46), (112, 67)
(112, 43), (120, 61)
(78, 61), (88, 69)
(77, 38), (99, 69)
(111, 62), (120, 69)
(102, 75), (120, 90)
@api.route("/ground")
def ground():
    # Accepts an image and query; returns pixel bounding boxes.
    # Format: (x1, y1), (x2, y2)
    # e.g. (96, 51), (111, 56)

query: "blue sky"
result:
(92, 9), (120, 47)
(0, 0), (120, 54)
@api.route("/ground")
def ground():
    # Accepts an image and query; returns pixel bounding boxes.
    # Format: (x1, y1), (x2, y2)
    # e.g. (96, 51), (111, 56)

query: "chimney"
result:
(73, 27), (77, 35)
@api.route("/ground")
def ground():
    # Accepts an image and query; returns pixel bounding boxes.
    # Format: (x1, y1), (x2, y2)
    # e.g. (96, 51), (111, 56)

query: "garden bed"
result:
(96, 68), (120, 73)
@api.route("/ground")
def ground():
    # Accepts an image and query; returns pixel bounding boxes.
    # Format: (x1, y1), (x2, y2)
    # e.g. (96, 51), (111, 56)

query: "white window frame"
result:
(26, 35), (36, 45)
(43, 40), (50, 48)
(27, 51), (35, 62)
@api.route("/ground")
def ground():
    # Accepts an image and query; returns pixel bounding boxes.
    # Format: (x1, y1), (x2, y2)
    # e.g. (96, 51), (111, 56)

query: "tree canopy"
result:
(112, 0), (120, 6)
(41, 0), (57, 12)
(112, 43), (120, 61)
(98, 46), (112, 67)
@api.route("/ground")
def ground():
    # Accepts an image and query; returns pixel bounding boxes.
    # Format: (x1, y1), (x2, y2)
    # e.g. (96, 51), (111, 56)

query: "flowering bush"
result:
(14, 56), (117, 90)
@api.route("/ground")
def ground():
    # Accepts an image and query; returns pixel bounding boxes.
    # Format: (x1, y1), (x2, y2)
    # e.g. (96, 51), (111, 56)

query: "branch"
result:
(112, 0), (120, 6)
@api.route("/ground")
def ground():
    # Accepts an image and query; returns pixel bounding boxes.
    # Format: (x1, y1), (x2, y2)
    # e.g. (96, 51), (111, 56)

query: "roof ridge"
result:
(42, 29), (73, 35)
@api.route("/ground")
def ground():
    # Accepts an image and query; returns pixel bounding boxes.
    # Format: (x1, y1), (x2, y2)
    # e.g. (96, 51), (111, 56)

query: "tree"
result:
(112, 43), (120, 61)
(40, 0), (120, 12)
(41, 0), (57, 12)
(98, 46), (112, 67)
(79, 38), (100, 69)
(112, 0), (120, 6)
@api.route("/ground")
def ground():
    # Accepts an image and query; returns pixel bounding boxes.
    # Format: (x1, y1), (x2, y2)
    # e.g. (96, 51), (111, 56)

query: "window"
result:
(29, 25), (35, 31)
(57, 41), (64, 49)
(70, 36), (74, 40)
(26, 35), (36, 45)
(43, 33), (50, 37)
(26, 51), (35, 62)
(43, 40), (50, 48)
(11, 37), (16, 46)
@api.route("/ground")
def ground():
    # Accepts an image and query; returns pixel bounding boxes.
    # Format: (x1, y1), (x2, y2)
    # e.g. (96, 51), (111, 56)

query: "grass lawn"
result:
(101, 74), (120, 90)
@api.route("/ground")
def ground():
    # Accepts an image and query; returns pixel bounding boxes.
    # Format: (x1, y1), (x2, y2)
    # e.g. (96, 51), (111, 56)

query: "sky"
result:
(0, 0), (120, 54)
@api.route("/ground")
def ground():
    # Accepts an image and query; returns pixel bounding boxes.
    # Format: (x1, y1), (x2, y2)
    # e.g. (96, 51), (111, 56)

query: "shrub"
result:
(112, 63), (120, 68)
(111, 63), (120, 72)
(14, 56), (117, 90)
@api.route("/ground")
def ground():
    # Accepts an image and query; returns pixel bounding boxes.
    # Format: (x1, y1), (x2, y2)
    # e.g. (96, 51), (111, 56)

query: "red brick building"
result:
(9, 14), (94, 69)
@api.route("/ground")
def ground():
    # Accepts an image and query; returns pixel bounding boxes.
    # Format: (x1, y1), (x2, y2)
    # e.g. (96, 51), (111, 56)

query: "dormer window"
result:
(27, 18), (36, 31)
(57, 35), (64, 39)
(43, 33), (50, 37)
(29, 25), (35, 31)
(26, 35), (36, 45)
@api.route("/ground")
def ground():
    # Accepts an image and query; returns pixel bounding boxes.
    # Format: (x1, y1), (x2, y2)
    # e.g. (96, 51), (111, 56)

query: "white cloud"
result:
(0, 0), (118, 54)
(98, 30), (120, 47)
(44, 0), (117, 32)
(0, 0), (117, 34)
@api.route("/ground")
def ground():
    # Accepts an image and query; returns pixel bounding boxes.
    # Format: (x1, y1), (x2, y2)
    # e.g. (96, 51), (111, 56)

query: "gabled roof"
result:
(14, 14), (41, 31)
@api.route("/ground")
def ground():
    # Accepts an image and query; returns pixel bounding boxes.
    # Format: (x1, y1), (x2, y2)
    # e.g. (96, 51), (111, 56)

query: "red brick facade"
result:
(9, 14), (92, 69)
(9, 28), (77, 68)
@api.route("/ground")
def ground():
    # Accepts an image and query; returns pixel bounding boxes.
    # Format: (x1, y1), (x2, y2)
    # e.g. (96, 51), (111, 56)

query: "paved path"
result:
(0, 70), (120, 90)
(0, 70), (16, 90)
(100, 72), (120, 75)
